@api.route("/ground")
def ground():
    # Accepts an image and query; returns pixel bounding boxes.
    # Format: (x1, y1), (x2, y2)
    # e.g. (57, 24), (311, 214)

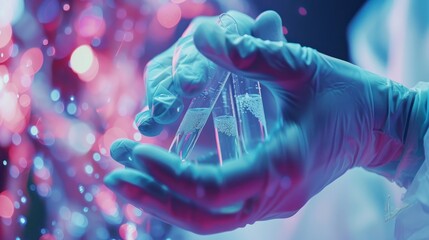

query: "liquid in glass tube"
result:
(169, 107), (212, 159)
(214, 115), (241, 164)
(235, 93), (267, 152)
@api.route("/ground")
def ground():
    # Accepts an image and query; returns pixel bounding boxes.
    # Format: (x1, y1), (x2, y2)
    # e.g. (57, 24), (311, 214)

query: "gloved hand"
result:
(105, 10), (429, 234)
(135, 11), (256, 136)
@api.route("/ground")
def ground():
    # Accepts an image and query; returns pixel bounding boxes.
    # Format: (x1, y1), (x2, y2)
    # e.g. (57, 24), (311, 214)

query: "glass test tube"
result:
(212, 80), (241, 165)
(217, 13), (267, 153)
(169, 14), (237, 160)
(169, 62), (230, 160)
(232, 74), (268, 153)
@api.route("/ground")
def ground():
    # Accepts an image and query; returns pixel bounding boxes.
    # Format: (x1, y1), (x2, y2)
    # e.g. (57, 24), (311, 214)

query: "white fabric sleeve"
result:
(349, 1), (429, 239)
(394, 128), (429, 239)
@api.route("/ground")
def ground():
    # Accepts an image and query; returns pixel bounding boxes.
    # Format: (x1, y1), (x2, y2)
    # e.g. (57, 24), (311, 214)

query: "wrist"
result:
(365, 84), (429, 187)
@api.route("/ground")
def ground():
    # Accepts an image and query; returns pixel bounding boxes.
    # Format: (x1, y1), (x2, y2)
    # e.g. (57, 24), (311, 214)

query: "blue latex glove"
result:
(135, 11), (255, 136)
(105, 11), (429, 234)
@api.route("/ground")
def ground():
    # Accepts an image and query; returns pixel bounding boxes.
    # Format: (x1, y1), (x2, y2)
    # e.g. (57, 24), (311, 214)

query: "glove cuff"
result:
(366, 84), (429, 187)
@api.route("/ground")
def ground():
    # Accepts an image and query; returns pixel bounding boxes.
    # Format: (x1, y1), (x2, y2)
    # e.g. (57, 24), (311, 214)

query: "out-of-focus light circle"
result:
(84, 165), (93, 174)
(95, 186), (118, 216)
(19, 215), (26, 225)
(78, 54), (99, 82)
(78, 185), (85, 194)
(34, 156), (44, 169)
(298, 7), (308, 16)
(64, 26), (72, 35)
(156, 3), (181, 29)
(30, 126), (38, 136)
(91, 38), (101, 47)
(76, 6), (106, 38)
(0, 192), (14, 218)
(70, 45), (94, 74)
(133, 132), (141, 141)
(20, 48), (44, 75)
(50, 89), (60, 101)
(119, 222), (137, 240)
(66, 102), (77, 115)
(54, 101), (64, 113)
(67, 211), (89, 238)
(81, 102), (88, 110)
(84, 193), (93, 202)
(180, 1), (211, 19)
(171, 0), (187, 3)
(9, 165), (20, 178)
(0, 65), (9, 91)
(92, 152), (101, 161)
(282, 26), (288, 35)
(10, 43), (18, 57)
(63, 3), (70, 11)
(35, 167), (51, 180)
(102, 127), (127, 155)
(0, 87), (18, 122)
(0, 0), (24, 26)
(86, 133), (95, 144)
(0, 39), (13, 63)
(40, 234), (55, 240)
(68, 122), (94, 155)
(0, 24), (12, 48)
(46, 46), (55, 56)
(11, 133), (21, 145)
(37, 183), (51, 197)
(124, 204), (144, 224)
(18, 93), (30, 107)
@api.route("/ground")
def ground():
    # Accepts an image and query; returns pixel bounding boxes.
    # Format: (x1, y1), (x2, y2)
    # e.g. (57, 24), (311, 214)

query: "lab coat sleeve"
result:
(394, 127), (429, 239)
(349, 0), (429, 238)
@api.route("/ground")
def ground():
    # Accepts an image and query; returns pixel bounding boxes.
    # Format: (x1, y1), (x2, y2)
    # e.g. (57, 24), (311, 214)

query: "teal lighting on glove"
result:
(105, 10), (429, 234)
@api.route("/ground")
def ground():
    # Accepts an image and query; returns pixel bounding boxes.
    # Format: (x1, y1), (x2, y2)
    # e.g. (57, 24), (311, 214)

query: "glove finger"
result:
(146, 11), (256, 126)
(172, 35), (210, 98)
(142, 44), (186, 127)
(109, 138), (143, 169)
(104, 168), (251, 234)
(150, 75), (184, 125)
(223, 10), (255, 35)
(194, 22), (318, 88)
(144, 46), (174, 109)
(135, 110), (164, 136)
(172, 11), (255, 98)
(110, 139), (220, 170)
(252, 10), (285, 42)
(131, 144), (265, 208)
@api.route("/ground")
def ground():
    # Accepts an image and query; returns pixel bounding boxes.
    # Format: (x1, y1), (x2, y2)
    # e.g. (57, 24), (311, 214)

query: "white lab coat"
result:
(349, 1), (429, 239)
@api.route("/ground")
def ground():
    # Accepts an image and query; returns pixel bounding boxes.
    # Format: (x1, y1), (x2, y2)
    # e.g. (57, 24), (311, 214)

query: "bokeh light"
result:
(0, 0), (281, 239)
(70, 45), (94, 75)
(119, 222), (138, 240)
(156, 3), (182, 29)
(0, 0), (24, 26)
(20, 48), (44, 75)
(0, 24), (12, 48)
(75, 6), (106, 38)
(0, 39), (13, 63)
(0, 192), (14, 218)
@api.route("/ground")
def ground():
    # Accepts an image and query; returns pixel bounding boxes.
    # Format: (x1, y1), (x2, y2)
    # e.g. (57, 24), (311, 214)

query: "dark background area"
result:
(253, 0), (367, 61)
